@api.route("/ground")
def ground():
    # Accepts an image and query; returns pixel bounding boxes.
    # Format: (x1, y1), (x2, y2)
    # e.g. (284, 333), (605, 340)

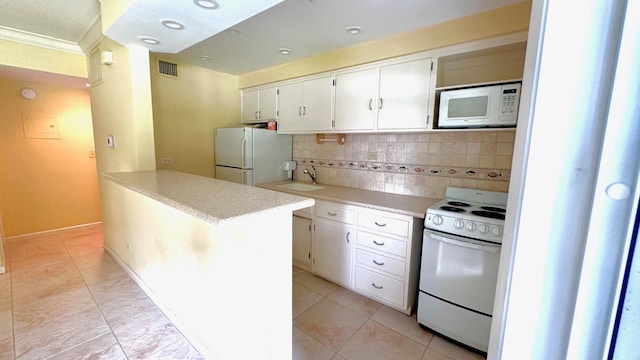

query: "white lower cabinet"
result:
(291, 200), (422, 315)
(353, 207), (423, 315)
(312, 201), (355, 288)
(292, 215), (312, 271)
(313, 218), (353, 288)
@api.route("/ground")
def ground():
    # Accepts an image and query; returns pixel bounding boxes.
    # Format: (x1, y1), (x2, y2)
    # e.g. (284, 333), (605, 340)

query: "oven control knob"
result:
(492, 226), (503, 237)
(466, 222), (477, 232)
(432, 215), (443, 226)
(454, 219), (464, 229)
(478, 224), (490, 234)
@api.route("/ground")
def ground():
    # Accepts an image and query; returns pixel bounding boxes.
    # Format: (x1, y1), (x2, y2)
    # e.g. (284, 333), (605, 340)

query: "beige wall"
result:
(151, 59), (240, 178)
(0, 38), (87, 79)
(0, 77), (101, 237)
(238, 0), (531, 88)
(89, 38), (156, 175)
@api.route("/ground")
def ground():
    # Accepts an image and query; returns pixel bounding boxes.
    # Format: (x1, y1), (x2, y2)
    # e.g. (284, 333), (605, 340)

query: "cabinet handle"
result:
(254, 111), (259, 119)
(373, 240), (385, 246)
(298, 106), (302, 116)
(373, 259), (384, 266)
(374, 221), (386, 227)
(327, 211), (337, 216)
(368, 98), (373, 110)
(303, 106), (306, 116)
(379, 98), (383, 109)
(346, 231), (351, 243)
(258, 110), (261, 119)
(371, 283), (383, 289)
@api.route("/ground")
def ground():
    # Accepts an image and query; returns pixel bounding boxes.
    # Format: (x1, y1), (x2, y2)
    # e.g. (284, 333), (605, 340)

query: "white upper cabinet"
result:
(377, 58), (432, 130)
(277, 76), (334, 133)
(241, 87), (278, 123)
(334, 67), (379, 131)
(333, 57), (433, 132)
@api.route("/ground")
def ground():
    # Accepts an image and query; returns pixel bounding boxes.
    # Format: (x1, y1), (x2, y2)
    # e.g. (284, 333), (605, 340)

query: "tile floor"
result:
(292, 267), (485, 360)
(0, 226), (484, 360)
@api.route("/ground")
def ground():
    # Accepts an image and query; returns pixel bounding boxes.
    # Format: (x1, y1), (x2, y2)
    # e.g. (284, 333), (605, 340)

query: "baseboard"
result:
(103, 245), (214, 360)
(5, 222), (103, 242)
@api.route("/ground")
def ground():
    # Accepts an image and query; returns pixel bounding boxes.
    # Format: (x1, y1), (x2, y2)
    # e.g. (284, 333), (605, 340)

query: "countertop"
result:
(257, 181), (440, 219)
(103, 170), (315, 225)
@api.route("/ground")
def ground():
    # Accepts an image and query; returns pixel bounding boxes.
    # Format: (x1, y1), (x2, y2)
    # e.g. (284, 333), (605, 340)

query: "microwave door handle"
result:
(430, 233), (499, 252)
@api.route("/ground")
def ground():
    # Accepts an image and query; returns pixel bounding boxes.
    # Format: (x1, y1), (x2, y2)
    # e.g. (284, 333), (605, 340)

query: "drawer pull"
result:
(373, 240), (385, 246)
(371, 283), (383, 289)
(372, 260), (384, 266)
(327, 211), (337, 216)
(374, 221), (387, 227)
(346, 231), (351, 243)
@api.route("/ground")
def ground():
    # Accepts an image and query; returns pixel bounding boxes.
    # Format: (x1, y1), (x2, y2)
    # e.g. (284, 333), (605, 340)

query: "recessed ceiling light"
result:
(200, 56), (211, 61)
(346, 26), (362, 35)
(278, 48), (292, 55)
(161, 19), (185, 30)
(138, 36), (160, 45)
(194, 0), (219, 9)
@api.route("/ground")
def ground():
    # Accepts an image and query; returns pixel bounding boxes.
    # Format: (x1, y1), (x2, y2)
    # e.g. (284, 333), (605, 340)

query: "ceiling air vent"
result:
(158, 60), (178, 77)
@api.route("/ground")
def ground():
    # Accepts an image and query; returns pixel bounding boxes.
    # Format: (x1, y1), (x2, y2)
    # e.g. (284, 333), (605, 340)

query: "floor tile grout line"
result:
(60, 233), (201, 359)
(293, 267), (444, 360)
(60, 235), (132, 360)
(18, 231), (118, 360)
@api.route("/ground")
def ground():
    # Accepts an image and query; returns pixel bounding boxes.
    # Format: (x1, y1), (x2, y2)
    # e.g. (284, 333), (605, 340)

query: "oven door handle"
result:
(429, 233), (499, 253)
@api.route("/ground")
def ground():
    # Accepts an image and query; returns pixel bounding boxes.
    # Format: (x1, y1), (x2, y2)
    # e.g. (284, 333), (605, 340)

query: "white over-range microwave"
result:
(437, 82), (521, 128)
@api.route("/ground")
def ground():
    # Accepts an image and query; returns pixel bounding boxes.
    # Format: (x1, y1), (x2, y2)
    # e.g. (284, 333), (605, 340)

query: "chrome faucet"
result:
(303, 166), (317, 185)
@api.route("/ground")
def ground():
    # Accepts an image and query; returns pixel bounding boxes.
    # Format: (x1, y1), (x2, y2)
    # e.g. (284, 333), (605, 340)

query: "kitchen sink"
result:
(276, 183), (324, 192)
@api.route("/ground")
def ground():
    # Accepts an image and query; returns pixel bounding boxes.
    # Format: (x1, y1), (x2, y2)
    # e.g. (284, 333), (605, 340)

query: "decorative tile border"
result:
(294, 158), (510, 181)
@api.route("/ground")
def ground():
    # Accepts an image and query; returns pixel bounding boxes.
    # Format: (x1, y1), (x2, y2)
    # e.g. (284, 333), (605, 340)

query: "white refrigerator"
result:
(214, 127), (292, 185)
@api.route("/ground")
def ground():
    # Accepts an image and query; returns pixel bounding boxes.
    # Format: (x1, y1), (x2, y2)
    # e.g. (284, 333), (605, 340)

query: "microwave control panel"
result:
(499, 84), (521, 122)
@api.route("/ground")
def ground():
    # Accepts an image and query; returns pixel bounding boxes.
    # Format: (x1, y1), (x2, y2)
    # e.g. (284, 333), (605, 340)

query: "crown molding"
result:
(0, 26), (84, 55)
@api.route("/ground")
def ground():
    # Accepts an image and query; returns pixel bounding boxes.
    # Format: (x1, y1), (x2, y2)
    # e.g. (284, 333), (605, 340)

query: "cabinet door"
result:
(277, 82), (304, 133)
(293, 215), (312, 269)
(313, 218), (353, 287)
(300, 76), (334, 132)
(334, 68), (379, 131)
(377, 58), (432, 130)
(241, 90), (260, 123)
(259, 87), (278, 120)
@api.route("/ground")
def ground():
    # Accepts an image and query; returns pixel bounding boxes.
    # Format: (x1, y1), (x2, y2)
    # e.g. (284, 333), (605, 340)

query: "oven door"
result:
(419, 229), (501, 315)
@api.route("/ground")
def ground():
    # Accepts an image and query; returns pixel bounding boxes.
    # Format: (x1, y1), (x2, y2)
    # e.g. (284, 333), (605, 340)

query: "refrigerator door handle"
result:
(241, 138), (247, 168)
(242, 171), (247, 185)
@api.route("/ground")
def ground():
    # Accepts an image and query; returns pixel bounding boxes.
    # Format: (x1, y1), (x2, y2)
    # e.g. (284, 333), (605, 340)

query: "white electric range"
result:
(418, 187), (508, 354)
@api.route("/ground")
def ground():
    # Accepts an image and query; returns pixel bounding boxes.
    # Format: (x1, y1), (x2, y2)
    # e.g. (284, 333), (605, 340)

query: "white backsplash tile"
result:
(293, 131), (514, 199)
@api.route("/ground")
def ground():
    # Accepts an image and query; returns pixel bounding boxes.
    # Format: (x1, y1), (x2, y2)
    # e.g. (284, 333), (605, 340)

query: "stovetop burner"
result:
(447, 201), (471, 207)
(480, 206), (506, 213)
(439, 206), (467, 213)
(471, 210), (506, 220)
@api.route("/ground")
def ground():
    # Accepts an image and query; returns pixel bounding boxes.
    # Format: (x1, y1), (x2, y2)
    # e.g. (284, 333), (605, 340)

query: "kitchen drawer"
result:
(357, 230), (407, 258)
(316, 202), (355, 224)
(358, 211), (409, 237)
(356, 248), (405, 278)
(293, 206), (314, 217)
(355, 266), (404, 307)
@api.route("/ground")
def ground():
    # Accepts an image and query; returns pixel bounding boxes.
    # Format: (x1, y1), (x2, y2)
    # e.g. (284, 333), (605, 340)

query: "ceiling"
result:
(0, 0), (524, 77)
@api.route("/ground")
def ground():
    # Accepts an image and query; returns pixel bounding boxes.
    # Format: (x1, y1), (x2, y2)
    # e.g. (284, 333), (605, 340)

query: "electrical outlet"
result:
(88, 150), (96, 158)
(160, 157), (173, 164)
